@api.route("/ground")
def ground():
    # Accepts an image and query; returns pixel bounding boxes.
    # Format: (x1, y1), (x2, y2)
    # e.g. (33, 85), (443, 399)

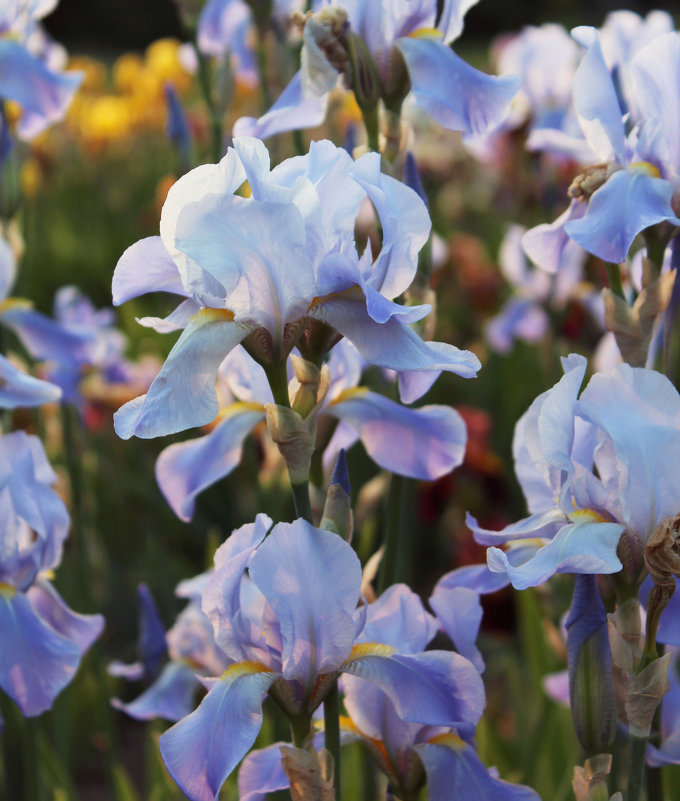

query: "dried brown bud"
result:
(299, 8), (351, 94)
(645, 514), (680, 588)
(568, 162), (622, 202)
(280, 744), (335, 801)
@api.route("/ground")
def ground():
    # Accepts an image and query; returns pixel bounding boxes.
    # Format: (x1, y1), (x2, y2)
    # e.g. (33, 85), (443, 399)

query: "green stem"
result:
(61, 403), (89, 608)
(363, 104), (380, 153)
(377, 475), (415, 594)
(323, 682), (341, 799)
(290, 716), (312, 749)
(291, 480), (313, 523)
(0, 695), (40, 801)
(193, 41), (223, 163)
(255, 23), (272, 111)
(626, 734), (647, 801)
(605, 262), (626, 300)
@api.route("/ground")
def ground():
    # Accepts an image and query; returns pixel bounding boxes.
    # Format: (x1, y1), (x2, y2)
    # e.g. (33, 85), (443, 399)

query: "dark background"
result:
(44, 0), (679, 54)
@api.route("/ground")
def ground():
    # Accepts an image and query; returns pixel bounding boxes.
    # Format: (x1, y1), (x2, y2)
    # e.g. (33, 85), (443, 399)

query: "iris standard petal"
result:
(486, 520), (625, 590)
(342, 648), (485, 734)
(564, 170), (678, 263)
(414, 739), (541, 801)
(112, 236), (187, 306)
(249, 520), (361, 686)
(328, 389), (467, 480)
(396, 37), (520, 137)
(112, 661), (200, 722)
(113, 310), (249, 439)
(359, 584), (439, 655)
(429, 585), (484, 673)
(0, 588), (82, 716)
(233, 71), (329, 140)
(156, 404), (265, 521)
(159, 663), (277, 801)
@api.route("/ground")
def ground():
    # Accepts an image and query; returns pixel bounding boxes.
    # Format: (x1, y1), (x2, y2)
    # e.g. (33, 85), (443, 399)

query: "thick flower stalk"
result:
(112, 136), (480, 441)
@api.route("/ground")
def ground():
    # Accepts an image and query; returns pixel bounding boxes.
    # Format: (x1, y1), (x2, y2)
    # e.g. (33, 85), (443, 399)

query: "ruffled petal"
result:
(328, 390), (467, 480)
(159, 664), (277, 801)
(396, 37), (519, 137)
(156, 404), (265, 521)
(113, 311), (249, 439)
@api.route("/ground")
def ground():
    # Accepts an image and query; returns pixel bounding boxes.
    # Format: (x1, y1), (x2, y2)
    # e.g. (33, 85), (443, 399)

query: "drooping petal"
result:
(155, 404), (265, 521)
(466, 507), (566, 546)
(521, 201), (586, 274)
(113, 310), (249, 439)
(238, 742), (290, 801)
(26, 580), (103, 654)
(328, 389), (467, 480)
(414, 739), (541, 801)
(429, 585), (484, 673)
(486, 520), (625, 590)
(0, 40), (81, 130)
(437, 0), (480, 43)
(112, 661), (201, 722)
(159, 663), (277, 801)
(0, 588), (82, 716)
(311, 291), (480, 378)
(342, 647), (484, 735)
(0, 305), (93, 363)
(233, 71), (329, 140)
(0, 354), (61, 408)
(249, 520), (361, 687)
(396, 37), (520, 137)
(358, 584), (439, 655)
(564, 170), (679, 264)
(112, 236), (187, 306)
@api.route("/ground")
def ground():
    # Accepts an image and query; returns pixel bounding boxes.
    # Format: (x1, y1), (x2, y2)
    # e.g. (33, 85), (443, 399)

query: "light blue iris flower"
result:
(0, 430), (103, 717)
(112, 137), (480, 441)
(158, 516), (484, 801)
(233, 0), (519, 141)
(468, 354), (680, 589)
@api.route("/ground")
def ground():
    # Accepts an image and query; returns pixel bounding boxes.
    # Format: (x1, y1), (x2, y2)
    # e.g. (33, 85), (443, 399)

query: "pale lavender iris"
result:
(0, 430), (103, 716)
(468, 354), (680, 590)
(159, 518), (484, 801)
(112, 137), (479, 441)
(234, 0), (519, 141)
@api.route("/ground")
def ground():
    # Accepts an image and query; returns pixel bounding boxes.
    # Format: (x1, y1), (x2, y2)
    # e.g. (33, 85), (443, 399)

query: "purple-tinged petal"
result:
(414, 738), (541, 801)
(359, 584), (439, 654)
(156, 404), (265, 521)
(26, 580), (103, 654)
(112, 662), (200, 722)
(486, 299), (549, 353)
(342, 647), (484, 734)
(565, 170), (679, 263)
(429, 585), (484, 673)
(249, 520), (361, 686)
(233, 71), (329, 140)
(112, 236), (187, 306)
(238, 743), (290, 801)
(0, 588), (82, 716)
(311, 291), (480, 378)
(0, 40), (80, 130)
(137, 298), (201, 334)
(328, 389), (467, 480)
(521, 201), (586, 274)
(543, 670), (570, 707)
(159, 663), (278, 801)
(1, 306), (93, 363)
(113, 311), (249, 440)
(434, 563), (512, 596)
(570, 27), (626, 160)
(437, 0), (480, 43)
(467, 508), (566, 546)
(0, 354), (61, 408)
(396, 38), (519, 137)
(486, 520), (625, 590)
(0, 235), (16, 301)
(197, 0), (252, 58)
(136, 583), (167, 676)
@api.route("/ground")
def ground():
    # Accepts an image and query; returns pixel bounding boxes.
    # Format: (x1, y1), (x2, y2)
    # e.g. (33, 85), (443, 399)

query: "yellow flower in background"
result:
(113, 53), (145, 95)
(145, 38), (192, 93)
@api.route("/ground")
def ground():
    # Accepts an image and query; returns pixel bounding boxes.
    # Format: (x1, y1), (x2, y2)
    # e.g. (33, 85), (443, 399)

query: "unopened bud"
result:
(280, 743), (335, 801)
(0, 126), (21, 221)
(566, 575), (616, 756)
(289, 355), (325, 419)
(615, 530), (644, 589)
(320, 451), (353, 541)
(346, 32), (381, 112)
(626, 652), (671, 737)
(266, 404), (316, 484)
(645, 514), (680, 588)
(568, 162), (622, 202)
(164, 83), (192, 171)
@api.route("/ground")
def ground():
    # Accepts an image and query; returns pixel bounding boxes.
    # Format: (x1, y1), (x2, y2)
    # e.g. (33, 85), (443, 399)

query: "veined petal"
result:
(328, 391), (466, 480)
(113, 310), (249, 439)
(112, 661), (200, 722)
(0, 354), (61, 408)
(238, 742), (290, 801)
(156, 404), (265, 521)
(414, 739), (541, 801)
(233, 71), (329, 140)
(342, 646), (484, 733)
(396, 37), (520, 137)
(311, 291), (480, 377)
(486, 520), (625, 590)
(467, 507), (566, 546)
(564, 170), (679, 263)
(0, 589), (82, 716)
(0, 40), (81, 127)
(159, 663), (277, 801)
(112, 236), (187, 306)
(249, 520), (361, 687)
